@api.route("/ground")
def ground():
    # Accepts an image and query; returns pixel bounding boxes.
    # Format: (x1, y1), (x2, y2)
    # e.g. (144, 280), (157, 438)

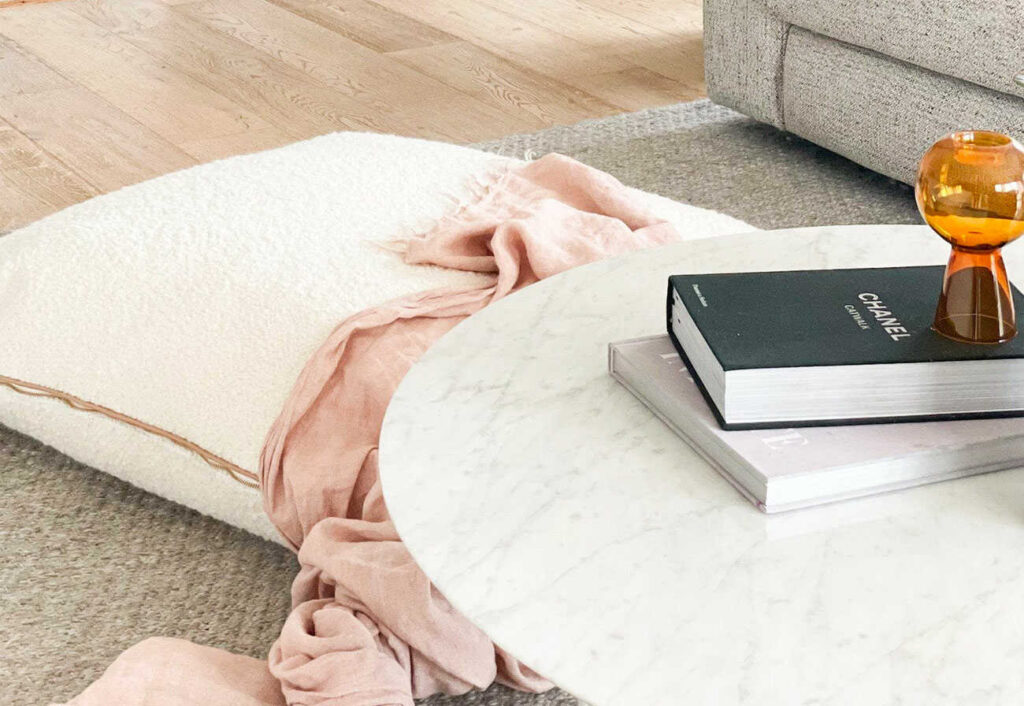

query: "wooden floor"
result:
(0, 0), (704, 231)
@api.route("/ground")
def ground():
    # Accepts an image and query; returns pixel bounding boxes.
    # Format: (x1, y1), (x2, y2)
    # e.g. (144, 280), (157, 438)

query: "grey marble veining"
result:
(380, 226), (1024, 706)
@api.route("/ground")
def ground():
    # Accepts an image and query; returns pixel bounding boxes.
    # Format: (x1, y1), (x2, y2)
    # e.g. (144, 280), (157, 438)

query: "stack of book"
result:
(609, 265), (1024, 512)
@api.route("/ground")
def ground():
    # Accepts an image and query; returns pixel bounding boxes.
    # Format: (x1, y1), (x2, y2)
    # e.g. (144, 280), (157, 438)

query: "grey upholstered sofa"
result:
(704, 0), (1024, 184)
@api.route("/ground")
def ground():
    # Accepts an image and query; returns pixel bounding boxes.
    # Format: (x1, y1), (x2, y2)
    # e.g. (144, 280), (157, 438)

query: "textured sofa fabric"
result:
(705, 0), (1024, 184)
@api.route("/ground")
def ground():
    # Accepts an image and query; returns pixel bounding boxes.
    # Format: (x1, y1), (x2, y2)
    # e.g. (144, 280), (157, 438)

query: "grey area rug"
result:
(1, 100), (918, 706)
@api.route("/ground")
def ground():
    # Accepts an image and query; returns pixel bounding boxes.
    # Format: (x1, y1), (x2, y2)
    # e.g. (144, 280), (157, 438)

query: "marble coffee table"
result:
(378, 225), (1024, 706)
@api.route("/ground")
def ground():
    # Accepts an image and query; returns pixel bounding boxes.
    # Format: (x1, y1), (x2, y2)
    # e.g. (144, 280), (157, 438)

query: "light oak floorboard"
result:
(70, 0), (391, 138)
(370, 0), (700, 111)
(370, 0), (634, 81)
(265, 0), (456, 54)
(0, 0), (63, 7)
(389, 40), (621, 130)
(0, 0), (704, 230)
(582, 0), (702, 35)
(478, 0), (669, 49)
(0, 119), (96, 231)
(175, 0), (525, 141)
(0, 86), (196, 193)
(0, 119), (96, 203)
(0, 5), (273, 145)
(179, 124), (295, 161)
(570, 65), (701, 111)
(0, 178), (48, 232)
(0, 34), (70, 97)
(617, 31), (704, 85)
(466, 0), (703, 90)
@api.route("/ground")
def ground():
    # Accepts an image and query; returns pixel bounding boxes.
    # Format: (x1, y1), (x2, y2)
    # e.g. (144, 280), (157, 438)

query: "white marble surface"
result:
(379, 225), (1024, 706)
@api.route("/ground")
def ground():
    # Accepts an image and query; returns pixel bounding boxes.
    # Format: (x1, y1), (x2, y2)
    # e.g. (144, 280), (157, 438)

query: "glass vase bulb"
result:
(916, 130), (1024, 344)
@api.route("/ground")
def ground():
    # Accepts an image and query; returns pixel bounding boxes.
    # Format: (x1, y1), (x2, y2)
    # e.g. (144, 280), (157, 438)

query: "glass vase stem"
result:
(933, 246), (1016, 344)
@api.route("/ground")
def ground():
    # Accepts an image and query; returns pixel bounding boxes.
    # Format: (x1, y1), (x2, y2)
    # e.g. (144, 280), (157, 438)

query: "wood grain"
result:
(173, 0), (525, 141)
(0, 85), (196, 192)
(0, 0), (704, 230)
(389, 40), (621, 129)
(0, 34), (70, 97)
(0, 118), (96, 231)
(571, 66), (701, 111)
(0, 0), (64, 7)
(70, 0), (388, 138)
(0, 6), (273, 145)
(370, 0), (633, 81)
(0, 119), (94, 202)
(178, 124), (294, 162)
(265, 0), (455, 54)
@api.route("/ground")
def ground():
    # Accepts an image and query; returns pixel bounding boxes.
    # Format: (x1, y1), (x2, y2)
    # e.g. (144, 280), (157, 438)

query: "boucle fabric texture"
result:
(3, 100), (921, 706)
(0, 130), (747, 545)
(0, 132), (507, 543)
(62, 153), (704, 706)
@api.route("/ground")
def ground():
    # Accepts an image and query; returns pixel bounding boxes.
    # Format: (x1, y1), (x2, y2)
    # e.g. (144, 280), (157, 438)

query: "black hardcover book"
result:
(666, 266), (1024, 429)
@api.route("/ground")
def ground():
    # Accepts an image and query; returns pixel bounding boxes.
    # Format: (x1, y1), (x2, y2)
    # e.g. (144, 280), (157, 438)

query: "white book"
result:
(609, 335), (1024, 512)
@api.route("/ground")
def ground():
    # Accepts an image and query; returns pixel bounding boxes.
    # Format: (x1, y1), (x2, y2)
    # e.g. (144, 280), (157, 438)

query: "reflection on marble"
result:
(379, 226), (1024, 706)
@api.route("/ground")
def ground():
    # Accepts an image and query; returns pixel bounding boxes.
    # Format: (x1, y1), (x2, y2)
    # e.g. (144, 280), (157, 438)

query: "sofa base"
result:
(707, 15), (1024, 184)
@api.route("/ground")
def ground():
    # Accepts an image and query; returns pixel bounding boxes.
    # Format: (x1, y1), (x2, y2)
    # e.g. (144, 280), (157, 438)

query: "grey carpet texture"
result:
(1, 100), (918, 706)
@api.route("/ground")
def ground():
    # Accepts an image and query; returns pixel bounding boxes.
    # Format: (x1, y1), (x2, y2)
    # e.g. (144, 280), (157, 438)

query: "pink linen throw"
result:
(60, 154), (681, 706)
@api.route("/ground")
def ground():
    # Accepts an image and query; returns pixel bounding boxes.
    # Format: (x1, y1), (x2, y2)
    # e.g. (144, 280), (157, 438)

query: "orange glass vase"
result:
(917, 130), (1024, 344)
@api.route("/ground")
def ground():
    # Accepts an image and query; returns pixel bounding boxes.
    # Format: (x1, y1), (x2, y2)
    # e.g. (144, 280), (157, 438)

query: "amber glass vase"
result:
(917, 131), (1024, 344)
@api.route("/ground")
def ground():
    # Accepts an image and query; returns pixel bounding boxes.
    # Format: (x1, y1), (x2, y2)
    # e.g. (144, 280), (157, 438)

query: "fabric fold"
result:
(59, 153), (683, 706)
(258, 154), (680, 705)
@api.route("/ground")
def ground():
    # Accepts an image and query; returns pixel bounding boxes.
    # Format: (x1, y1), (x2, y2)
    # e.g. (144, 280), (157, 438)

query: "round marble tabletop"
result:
(379, 225), (1024, 706)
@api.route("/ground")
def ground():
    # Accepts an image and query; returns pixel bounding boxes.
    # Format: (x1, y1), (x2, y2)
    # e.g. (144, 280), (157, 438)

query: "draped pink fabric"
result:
(59, 154), (680, 706)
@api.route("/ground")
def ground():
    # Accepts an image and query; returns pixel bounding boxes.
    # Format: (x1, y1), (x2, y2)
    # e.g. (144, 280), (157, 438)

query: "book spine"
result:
(665, 279), (676, 350)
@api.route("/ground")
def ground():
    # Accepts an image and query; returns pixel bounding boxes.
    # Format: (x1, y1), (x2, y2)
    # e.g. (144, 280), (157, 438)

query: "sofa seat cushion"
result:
(766, 0), (1024, 100)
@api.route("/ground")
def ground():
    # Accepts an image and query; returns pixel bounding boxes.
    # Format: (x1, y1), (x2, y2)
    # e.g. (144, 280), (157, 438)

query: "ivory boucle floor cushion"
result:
(0, 132), (751, 544)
